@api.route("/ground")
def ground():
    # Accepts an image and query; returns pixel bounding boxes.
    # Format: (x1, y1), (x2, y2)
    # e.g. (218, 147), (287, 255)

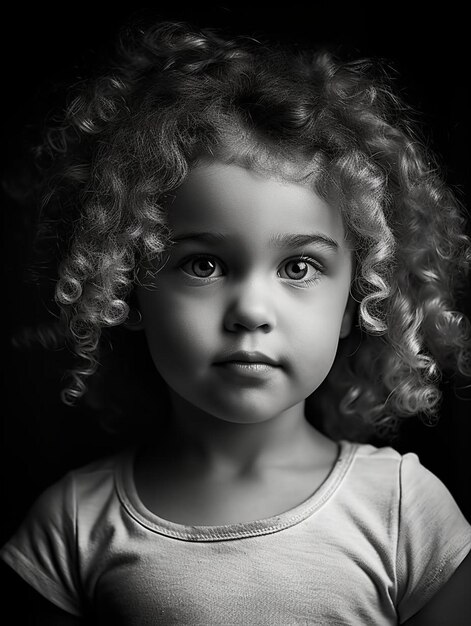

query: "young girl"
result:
(1, 18), (471, 625)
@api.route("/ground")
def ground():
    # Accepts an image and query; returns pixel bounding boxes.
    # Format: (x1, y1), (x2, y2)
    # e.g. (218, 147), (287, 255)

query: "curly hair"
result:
(14, 20), (471, 442)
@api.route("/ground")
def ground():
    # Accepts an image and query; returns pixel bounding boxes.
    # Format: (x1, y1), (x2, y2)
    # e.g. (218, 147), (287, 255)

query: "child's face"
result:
(137, 161), (353, 425)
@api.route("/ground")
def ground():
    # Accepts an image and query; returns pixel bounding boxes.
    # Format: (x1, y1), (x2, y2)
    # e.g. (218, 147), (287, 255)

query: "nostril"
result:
(224, 315), (273, 333)
(230, 321), (272, 333)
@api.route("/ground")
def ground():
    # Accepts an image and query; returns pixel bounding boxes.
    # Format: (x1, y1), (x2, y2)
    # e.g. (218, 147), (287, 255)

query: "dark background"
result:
(2, 3), (470, 548)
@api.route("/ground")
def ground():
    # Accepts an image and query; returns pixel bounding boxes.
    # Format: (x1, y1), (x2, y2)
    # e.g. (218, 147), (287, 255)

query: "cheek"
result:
(139, 290), (216, 368)
(288, 296), (346, 375)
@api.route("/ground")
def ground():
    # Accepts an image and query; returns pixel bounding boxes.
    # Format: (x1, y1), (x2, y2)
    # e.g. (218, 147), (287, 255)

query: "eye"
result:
(180, 255), (224, 279)
(278, 257), (323, 282)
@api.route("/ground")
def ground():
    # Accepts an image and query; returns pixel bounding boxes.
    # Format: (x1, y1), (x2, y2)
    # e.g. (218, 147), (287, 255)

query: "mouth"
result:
(213, 351), (281, 382)
(214, 351), (280, 367)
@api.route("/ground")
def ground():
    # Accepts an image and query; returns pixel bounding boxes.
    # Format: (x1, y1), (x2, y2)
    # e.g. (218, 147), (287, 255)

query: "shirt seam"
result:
(426, 538), (471, 588)
(393, 452), (403, 606)
(115, 440), (358, 542)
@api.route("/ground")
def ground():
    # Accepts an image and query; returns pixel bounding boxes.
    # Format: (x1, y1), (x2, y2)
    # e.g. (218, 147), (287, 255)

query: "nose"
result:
(223, 276), (276, 333)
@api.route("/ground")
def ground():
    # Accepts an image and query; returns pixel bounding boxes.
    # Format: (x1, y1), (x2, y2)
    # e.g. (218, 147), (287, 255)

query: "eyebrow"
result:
(171, 232), (339, 251)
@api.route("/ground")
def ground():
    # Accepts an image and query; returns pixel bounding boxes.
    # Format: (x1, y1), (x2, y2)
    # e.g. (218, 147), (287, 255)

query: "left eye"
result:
(278, 258), (319, 280)
(180, 256), (223, 278)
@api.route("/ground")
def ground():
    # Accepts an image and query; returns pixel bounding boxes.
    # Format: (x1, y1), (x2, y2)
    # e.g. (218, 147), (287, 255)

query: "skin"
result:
(135, 160), (354, 483)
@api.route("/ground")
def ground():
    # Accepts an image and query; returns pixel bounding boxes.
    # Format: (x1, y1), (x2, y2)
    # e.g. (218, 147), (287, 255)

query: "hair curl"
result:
(13, 20), (471, 442)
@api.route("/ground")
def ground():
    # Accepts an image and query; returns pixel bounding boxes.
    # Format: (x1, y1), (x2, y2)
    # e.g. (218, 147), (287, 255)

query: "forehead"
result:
(166, 161), (347, 245)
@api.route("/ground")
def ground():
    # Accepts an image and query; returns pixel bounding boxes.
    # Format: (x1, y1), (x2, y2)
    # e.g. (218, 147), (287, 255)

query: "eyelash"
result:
(178, 254), (324, 286)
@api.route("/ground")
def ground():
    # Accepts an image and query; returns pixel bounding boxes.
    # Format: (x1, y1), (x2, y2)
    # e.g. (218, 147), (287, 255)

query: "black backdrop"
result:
(2, 4), (470, 549)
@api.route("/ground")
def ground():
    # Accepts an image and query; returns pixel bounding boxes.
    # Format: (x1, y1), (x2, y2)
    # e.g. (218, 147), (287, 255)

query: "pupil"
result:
(194, 258), (214, 276)
(289, 261), (307, 278)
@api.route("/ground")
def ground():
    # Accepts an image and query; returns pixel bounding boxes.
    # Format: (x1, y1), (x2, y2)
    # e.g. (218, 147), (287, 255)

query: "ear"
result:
(124, 307), (144, 332)
(339, 296), (357, 339)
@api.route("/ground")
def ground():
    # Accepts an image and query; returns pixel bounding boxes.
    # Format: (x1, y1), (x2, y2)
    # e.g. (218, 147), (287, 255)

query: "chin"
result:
(206, 394), (306, 426)
(211, 411), (277, 426)
(184, 394), (288, 426)
(168, 382), (307, 426)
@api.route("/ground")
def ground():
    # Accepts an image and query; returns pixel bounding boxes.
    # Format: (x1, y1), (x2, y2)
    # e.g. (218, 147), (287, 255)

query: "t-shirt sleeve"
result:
(396, 452), (471, 623)
(0, 473), (82, 617)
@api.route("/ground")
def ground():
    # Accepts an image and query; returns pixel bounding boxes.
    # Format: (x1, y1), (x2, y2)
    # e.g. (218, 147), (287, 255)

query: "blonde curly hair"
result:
(15, 21), (471, 442)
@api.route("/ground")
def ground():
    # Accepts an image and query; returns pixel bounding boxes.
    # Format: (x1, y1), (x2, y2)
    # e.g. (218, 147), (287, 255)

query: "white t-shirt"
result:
(1, 439), (470, 624)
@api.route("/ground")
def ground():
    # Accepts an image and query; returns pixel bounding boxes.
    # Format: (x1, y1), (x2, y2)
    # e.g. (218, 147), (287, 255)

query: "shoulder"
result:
(342, 439), (470, 537)
(66, 450), (126, 499)
(11, 449), (130, 536)
(343, 439), (410, 490)
(349, 439), (412, 465)
(347, 439), (445, 487)
(348, 439), (468, 516)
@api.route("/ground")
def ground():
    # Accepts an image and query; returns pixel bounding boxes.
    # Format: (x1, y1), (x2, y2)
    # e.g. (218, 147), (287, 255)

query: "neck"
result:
(158, 391), (328, 479)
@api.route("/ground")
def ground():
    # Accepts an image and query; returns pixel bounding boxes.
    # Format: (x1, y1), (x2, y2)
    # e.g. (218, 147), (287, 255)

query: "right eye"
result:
(179, 255), (225, 279)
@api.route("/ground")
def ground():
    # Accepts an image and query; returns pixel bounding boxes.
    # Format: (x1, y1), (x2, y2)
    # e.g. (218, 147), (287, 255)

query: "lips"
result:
(214, 350), (280, 367)
(213, 351), (282, 384)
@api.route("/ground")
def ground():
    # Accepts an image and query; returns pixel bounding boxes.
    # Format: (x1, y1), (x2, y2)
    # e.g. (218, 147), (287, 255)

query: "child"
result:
(2, 18), (471, 625)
